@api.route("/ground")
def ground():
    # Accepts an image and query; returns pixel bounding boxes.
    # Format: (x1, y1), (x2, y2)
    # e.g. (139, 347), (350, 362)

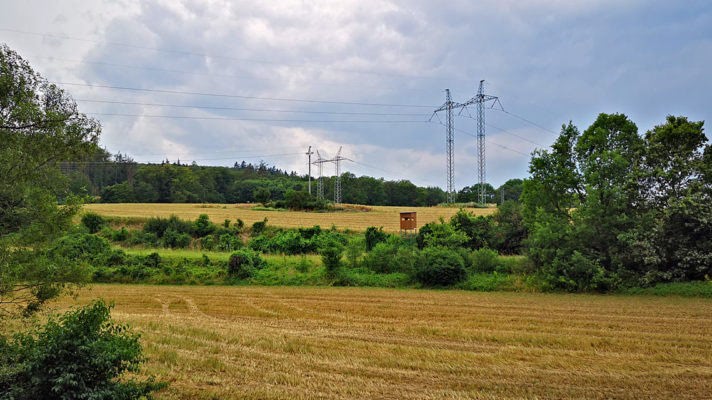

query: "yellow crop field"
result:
(83, 203), (496, 232)
(54, 285), (711, 400)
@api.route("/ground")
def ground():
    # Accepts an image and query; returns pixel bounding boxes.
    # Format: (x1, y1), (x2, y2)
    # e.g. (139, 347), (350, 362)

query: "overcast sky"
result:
(2, 0), (710, 189)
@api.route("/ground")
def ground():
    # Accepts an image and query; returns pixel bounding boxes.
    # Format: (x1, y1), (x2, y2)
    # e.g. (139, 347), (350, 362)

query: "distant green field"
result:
(122, 247), (322, 265)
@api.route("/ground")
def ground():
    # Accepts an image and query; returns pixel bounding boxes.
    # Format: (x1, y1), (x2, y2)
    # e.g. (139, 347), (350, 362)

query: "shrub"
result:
(415, 246), (467, 287)
(143, 215), (193, 238)
(251, 218), (268, 236)
(471, 248), (500, 273)
(50, 233), (112, 264)
(361, 238), (416, 274)
(319, 236), (345, 278)
(81, 212), (106, 234)
(0, 300), (163, 399)
(227, 249), (266, 279)
(193, 214), (215, 237)
(162, 228), (191, 249)
(364, 226), (388, 251)
(217, 233), (242, 252)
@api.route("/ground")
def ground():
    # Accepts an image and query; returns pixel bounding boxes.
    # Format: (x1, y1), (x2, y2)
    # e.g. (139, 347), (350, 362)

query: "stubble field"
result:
(54, 284), (712, 399)
(83, 203), (495, 232)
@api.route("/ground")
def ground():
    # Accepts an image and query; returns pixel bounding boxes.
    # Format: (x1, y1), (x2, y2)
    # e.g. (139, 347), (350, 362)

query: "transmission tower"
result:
(459, 80), (500, 205)
(306, 146), (314, 195)
(312, 150), (327, 200)
(331, 147), (351, 204)
(431, 89), (458, 203)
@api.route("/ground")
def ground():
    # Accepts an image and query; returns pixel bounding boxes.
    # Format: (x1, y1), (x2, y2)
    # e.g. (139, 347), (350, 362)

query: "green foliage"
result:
(0, 300), (163, 399)
(1, 45), (100, 314)
(193, 214), (215, 237)
(470, 248), (500, 273)
(344, 236), (364, 268)
(361, 237), (416, 274)
(253, 187), (271, 205)
(251, 218), (268, 236)
(81, 212), (106, 234)
(419, 219), (468, 249)
(227, 249), (266, 279)
(49, 233), (112, 264)
(335, 268), (411, 288)
(318, 235), (345, 277)
(523, 113), (711, 291)
(364, 226), (388, 251)
(492, 201), (527, 254)
(450, 210), (494, 249)
(414, 246), (467, 287)
(619, 280), (712, 298)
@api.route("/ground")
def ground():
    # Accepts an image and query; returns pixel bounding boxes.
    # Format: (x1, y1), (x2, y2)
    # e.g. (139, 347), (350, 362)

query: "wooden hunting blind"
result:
(400, 212), (417, 232)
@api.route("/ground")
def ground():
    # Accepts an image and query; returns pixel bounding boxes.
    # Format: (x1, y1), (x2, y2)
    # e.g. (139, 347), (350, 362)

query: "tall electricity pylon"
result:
(306, 146), (314, 195)
(431, 89), (458, 203)
(459, 80), (500, 205)
(331, 147), (351, 204)
(313, 150), (327, 200)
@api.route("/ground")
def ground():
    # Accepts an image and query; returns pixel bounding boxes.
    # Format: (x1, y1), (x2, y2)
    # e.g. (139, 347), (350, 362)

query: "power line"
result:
(64, 152), (303, 164)
(74, 98), (428, 117)
(431, 121), (529, 156)
(1, 27), (458, 82)
(456, 113), (543, 146)
(494, 108), (559, 135)
(55, 82), (436, 108)
(85, 112), (428, 124)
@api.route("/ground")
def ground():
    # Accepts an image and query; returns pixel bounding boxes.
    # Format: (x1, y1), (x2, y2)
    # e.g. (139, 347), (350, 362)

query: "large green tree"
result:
(522, 113), (710, 291)
(0, 44), (100, 315)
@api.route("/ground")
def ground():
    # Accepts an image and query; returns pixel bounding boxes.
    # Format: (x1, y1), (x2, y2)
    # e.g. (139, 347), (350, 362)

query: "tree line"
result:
(63, 149), (524, 207)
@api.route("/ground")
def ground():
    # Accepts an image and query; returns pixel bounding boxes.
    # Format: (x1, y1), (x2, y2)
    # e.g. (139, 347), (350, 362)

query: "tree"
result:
(1, 44), (100, 315)
(522, 113), (710, 291)
(0, 300), (163, 399)
(495, 179), (524, 204)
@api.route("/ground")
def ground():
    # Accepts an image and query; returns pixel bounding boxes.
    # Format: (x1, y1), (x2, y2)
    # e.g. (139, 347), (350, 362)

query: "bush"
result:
(143, 215), (193, 238)
(471, 248), (500, 273)
(216, 233), (242, 252)
(162, 228), (191, 249)
(50, 233), (112, 264)
(81, 212), (106, 234)
(319, 236), (345, 278)
(364, 226), (388, 251)
(415, 246), (467, 287)
(0, 300), (163, 399)
(193, 214), (215, 237)
(251, 218), (268, 236)
(361, 238), (416, 274)
(227, 249), (266, 279)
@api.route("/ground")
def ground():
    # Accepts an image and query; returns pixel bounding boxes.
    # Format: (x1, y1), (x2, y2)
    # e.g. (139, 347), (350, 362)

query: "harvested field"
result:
(83, 203), (495, 232)
(54, 285), (712, 399)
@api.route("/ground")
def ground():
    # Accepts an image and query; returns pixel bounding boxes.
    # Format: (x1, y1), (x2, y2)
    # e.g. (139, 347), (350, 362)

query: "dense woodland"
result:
(62, 151), (523, 207)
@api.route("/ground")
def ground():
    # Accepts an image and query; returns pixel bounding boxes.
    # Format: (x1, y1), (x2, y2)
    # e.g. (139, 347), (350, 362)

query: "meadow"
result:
(53, 284), (712, 400)
(84, 203), (495, 232)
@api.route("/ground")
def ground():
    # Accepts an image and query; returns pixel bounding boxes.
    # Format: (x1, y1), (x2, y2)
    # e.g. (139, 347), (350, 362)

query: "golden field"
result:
(83, 203), (496, 232)
(53, 285), (711, 400)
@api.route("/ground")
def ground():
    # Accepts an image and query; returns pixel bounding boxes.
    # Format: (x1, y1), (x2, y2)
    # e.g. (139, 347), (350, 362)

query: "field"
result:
(54, 285), (712, 399)
(83, 203), (496, 232)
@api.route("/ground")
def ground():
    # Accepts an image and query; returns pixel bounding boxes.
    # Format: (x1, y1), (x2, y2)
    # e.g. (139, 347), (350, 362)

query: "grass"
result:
(620, 280), (712, 298)
(83, 203), (496, 233)
(49, 285), (712, 399)
(122, 247), (322, 265)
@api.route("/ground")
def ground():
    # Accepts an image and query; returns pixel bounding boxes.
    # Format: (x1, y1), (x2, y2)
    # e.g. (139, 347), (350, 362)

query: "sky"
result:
(1, 0), (711, 189)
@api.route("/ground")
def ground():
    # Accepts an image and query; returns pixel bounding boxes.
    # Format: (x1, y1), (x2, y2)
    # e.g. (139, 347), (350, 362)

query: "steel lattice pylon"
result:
(460, 80), (500, 205)
(431, 89), (457, 203)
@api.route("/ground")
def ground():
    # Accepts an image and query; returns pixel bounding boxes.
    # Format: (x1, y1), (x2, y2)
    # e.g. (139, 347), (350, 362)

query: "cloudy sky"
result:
(1, 0), (710, 189)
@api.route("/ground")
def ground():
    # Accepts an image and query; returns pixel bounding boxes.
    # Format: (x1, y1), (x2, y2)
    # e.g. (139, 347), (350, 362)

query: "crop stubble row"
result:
(54, 285), (712, 400)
